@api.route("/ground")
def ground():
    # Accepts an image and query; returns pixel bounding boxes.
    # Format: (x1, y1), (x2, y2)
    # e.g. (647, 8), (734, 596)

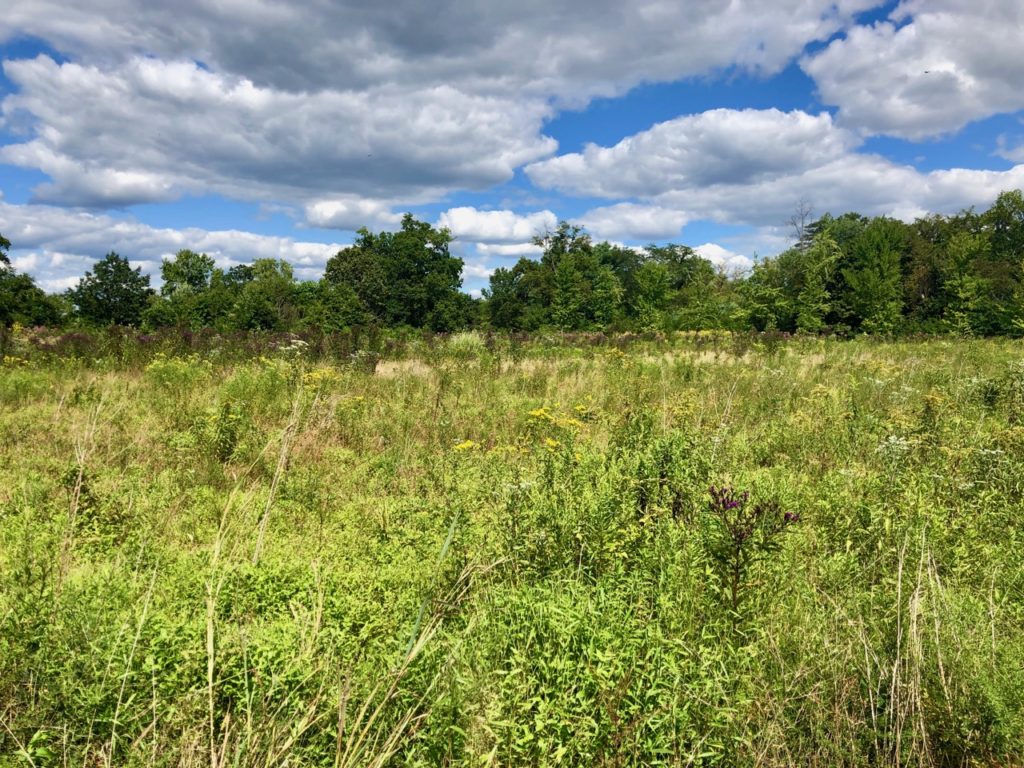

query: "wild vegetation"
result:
(2, 329), (1023, 766)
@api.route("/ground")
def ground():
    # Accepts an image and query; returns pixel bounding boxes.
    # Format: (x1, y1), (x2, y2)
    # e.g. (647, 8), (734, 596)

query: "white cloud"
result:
(461, 262), (495, 280)
(1, 0), (880, 102)
(526, 109), (857, 198)
(0, 55), (556, 208)
(802, 0), (1024, 138)
(0, 0), (886, 215)
(580, 203), (687, 241)
(1, 201), (346, 290)
(6, 0), (1022, 274)
(40, 274), (83, 293)
(694, 243), (753, 274)
(10, 252), (39, 271)
(304, 198), (403, 231)
(527, 107), (1024, 229)
(717, 227), (795, 262)
(995, 134), (1024, 163)
(437, 207), (557, 244)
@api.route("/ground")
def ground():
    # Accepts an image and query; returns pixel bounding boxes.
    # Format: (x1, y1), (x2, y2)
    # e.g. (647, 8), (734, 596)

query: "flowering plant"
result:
(703, 485), (799, 622)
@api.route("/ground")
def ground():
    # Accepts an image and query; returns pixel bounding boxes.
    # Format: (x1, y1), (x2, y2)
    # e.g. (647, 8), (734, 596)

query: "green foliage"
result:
(160, 249), (216, 296)
(231, 258), (299, 330)
(4, 336), (1024, 765)
(145, 352), (212, 395)
(15, 190), (1024, 339)
(300, 279), (369, 332)
(323, 213), (463, 329)
(0, 232), (61, 329)
(796, 231), (841, 331)
(141, 250), (219, 330)
(67, 252), (153, 327)
(483, 258), (547, 330)
(194, 398), (250, 461)
(840, 217), (907, 333)
(0, 269), (61, 328)
(701, 486), (797, 623)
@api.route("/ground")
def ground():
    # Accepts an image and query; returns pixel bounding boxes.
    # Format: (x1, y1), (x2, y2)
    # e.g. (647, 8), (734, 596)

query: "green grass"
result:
(2, 333), (1023, 766)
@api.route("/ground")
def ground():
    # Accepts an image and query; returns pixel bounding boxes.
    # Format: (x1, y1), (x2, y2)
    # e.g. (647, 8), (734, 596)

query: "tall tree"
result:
(534, 223), (623, 330)
(231, 259), (298, 330)
(67, 252), (153, 327)
(903, 213), (954, 326)
(986, 190), (1024, 263)
(302, 281), (369, 333)
(323, 214), (464, 329)
(484, 258), (546, 330)
(839, 217), (907, 333)
(160, 250), (216, 296)
(646, 244), (724, 329)
(795, 232), (841, 332)
(144, 250), (220, 329)
(0, 232), (61, 327)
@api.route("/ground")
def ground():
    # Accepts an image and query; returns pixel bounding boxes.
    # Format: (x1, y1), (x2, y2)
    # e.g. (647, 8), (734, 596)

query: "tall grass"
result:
(1, 332), (1023, 765)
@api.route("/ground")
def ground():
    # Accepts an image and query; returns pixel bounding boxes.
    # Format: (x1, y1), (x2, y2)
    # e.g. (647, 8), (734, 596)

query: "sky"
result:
(2, 0), (1024, 296)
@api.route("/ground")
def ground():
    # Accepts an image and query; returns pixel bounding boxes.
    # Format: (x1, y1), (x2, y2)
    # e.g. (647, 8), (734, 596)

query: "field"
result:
(2, 332), (1023, 766)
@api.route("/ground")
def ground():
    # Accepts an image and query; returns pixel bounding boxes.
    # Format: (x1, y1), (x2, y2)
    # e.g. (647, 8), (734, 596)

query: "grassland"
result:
(1, 332), (1023, 766)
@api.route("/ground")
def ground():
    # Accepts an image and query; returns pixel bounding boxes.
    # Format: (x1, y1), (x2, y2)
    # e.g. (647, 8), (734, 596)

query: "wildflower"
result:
(544, 437), (560, 450)
(302, 366), (342, 387)
(338, 394), (366, 410)
(553, 416), (585, 429)
(454, 439), (478, 451)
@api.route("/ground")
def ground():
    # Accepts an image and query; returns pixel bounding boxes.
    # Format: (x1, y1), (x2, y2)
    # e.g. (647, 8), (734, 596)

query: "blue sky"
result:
(2, 0), (1023, 294)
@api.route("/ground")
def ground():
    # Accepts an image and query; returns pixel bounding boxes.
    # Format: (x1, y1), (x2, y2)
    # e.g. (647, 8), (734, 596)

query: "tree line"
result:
(3, 192), (1024, 336)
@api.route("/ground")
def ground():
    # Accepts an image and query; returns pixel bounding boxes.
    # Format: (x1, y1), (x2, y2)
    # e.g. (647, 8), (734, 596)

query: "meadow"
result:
(1, 330), (1023, 766)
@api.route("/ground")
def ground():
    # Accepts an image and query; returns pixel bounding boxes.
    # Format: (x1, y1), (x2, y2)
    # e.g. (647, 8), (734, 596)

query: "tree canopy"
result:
(67, 252), (154, 327)
(324, 213), (466, 330)
(0, 231), (61, 328)
(6, 191), (1024, 337)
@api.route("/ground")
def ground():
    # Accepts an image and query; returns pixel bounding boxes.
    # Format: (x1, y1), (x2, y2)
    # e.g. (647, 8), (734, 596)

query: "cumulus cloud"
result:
(1, 201), (345, 291)
(461, 261), (496, 280)
(653, 155), (1024, 227)
(527, 107), (1024, 229)
(580, 203), (687, 241)
(1, 0), (880, 100)
(526, 109), (857, 198)
(694, 243), (753, 274)
(304, 198), (404, 231)
(0, 0), (890, 217)
(802, 0), (1024, 138)
(437, 207), (557, 244)
(0, 55), (556, 208)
